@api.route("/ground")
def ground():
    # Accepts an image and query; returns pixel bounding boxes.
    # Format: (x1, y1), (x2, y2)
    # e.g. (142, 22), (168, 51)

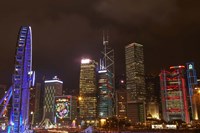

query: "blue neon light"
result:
(10, 26), (33, 133)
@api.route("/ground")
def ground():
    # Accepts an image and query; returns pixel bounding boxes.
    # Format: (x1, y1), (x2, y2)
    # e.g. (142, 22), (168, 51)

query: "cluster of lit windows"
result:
(79, 97), (97, 118)
(166, 100), (183, 109)
(79, 59), (97, 119)
(98, 70), (114, 118)
(44, 86), (55, 112)
(167, 91), (182, 97)
(125, 43), (145, 100)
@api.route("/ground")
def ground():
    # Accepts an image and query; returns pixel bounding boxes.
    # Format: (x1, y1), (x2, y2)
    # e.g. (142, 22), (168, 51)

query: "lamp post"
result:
(30, 111), (34, 129)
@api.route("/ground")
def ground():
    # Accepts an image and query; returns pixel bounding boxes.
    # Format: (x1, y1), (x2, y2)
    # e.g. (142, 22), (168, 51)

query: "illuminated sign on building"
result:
(189, 64), (193, 69)
(45, 80), (63, 84)
(81, 59), (91, 64)
(55, 97), (71, 119)
(98, 70), (107, 73)
(45, 76), (63, 84)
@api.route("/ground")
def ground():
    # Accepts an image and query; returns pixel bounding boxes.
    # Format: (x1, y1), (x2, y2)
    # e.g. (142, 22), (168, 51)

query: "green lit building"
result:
(98, 70), (113, 118)
(98, 32), (115, 119)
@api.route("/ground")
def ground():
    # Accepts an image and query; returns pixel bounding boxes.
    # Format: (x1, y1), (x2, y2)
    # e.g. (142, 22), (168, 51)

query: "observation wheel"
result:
(11, 26), (33, 133)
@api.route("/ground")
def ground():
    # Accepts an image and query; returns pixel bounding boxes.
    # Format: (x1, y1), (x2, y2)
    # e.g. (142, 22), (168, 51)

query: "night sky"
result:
(0, 0), (200, 91)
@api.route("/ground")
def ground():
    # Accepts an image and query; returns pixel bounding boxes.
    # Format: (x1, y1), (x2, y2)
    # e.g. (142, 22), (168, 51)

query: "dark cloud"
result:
(0, 0), (200, 90)
(95, 0), (177, 25)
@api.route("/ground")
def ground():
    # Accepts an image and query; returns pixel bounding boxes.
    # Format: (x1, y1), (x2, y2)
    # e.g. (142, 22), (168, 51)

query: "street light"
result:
(78, 96), (82, 101)
(30, 111), (34, 129)
(198, 89), (200, 94)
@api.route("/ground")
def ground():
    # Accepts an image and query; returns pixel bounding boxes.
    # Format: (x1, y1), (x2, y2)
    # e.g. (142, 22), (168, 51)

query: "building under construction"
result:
(160, 66), (190, 123)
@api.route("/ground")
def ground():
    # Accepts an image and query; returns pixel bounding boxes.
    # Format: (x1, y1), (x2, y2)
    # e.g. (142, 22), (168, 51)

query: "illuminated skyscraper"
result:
(98, 70), (113, 118)
(98, 32), (115, 119)
(79, 59), (97, 121)
(160, 66), (190, 123)
(125, 43), (146, 123)
(186, 62), (198, 120)
(41, 76), (63, 125)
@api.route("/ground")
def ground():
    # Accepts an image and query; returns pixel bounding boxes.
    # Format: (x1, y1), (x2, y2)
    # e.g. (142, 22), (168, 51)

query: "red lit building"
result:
(160, 66), (190, 123)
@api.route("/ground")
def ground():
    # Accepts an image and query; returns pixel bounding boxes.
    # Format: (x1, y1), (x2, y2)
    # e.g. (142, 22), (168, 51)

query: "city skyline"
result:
(0, 1), (200, 90)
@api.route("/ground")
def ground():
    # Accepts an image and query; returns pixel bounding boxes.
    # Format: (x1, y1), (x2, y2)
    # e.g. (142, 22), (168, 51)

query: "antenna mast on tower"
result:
(98, 30), (115, 117)
(101, 30), (115, 77)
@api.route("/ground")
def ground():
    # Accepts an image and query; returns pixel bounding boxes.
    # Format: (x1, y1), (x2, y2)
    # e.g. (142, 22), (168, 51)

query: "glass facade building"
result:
(79, 59), (97, 120)
(98, 70), (113, 118)
(125, 43), (146, 123)
(160, 66), (190, 123)
(98, 32), (115, 119)
(186, 62), (198, 120)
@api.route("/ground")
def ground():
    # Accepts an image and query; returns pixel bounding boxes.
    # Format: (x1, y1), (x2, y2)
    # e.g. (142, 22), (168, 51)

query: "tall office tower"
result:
(125, 43), (146, 123)
(160, 66), (190, 123)
(145, 75), (160, 120)
(98, 71), (113, 118)
(79, 59), (97, 122)
(41, 76), (63, 125)
(98, 32), (115, 119)
(186, 62), (198, 120)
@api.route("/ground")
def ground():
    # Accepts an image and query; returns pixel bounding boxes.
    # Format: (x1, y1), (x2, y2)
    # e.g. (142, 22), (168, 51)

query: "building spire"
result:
(101, 30), (114, 74)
